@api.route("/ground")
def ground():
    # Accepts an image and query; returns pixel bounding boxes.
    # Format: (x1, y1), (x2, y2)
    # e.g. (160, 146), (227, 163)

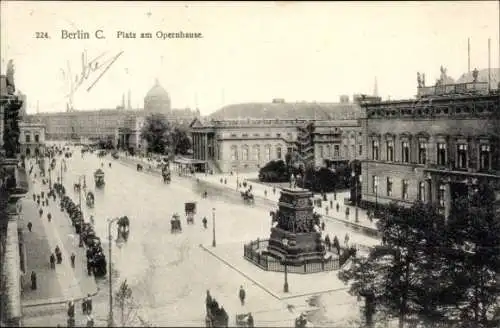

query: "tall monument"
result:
(265, 187), (325, 265)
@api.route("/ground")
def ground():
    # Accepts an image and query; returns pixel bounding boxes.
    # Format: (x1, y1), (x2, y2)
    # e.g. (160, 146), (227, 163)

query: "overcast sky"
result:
(1, 1), (499, 115)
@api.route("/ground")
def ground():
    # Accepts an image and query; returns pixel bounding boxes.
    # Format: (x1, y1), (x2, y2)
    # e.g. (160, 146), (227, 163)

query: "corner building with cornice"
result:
(360, 68), (500, 218)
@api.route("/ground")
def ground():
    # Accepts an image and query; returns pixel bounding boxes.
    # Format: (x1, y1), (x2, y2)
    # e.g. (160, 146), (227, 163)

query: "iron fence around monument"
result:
(243, 239), (340, 273)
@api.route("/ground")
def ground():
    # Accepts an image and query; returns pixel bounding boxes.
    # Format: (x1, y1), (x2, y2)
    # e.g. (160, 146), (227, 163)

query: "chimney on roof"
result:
(272, 98), (285, 103)
(373, 77), (379, 97)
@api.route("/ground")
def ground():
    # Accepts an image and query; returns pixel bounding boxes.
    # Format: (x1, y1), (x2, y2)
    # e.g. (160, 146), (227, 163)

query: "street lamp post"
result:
(352, 171), (359, 223)
(48, 167), (52, 191)
(107, 217), (119, 327)
(212, 208), (216, 247)
(282, 238), (289, 292)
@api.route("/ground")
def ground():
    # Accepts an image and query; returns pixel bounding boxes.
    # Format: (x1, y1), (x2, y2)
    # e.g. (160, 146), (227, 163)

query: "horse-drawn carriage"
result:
(185, 202), (196, 224)
(86, 192), (95, 208)
(136, 164), (143, 171)
(97, 150), (107, 158)
(117, 216), (130, 242)
(171, 213), (182, 233)
(162, 167), (171, 184)
(94, 169), (105, 188)
(240, 190), (255, 204)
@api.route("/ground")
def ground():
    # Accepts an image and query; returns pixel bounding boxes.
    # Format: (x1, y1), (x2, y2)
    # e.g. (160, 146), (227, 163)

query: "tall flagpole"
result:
(488, 38), (491, 92)
(467, 38), (471, 73)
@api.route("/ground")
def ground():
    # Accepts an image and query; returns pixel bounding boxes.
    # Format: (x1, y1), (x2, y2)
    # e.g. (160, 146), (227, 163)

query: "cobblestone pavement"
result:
(30, 146), (379, 326)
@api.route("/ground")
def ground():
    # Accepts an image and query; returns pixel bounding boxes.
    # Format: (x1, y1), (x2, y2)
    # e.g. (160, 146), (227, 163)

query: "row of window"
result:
(318, 144), (363, 159)
(230, 145), (286, 162)
(371, 140), (492, 170)
(371, 176), (452, 208)
(24, 133), (41, 143)
(228, 132), (294, 139)
(371, 176), (421, 201)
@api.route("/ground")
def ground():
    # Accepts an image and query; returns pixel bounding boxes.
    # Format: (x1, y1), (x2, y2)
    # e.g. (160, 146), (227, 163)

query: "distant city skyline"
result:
(1, 1), (499, 115)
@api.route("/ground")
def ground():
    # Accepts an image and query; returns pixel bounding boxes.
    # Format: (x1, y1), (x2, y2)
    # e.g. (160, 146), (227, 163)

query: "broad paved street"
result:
(33, 146), (380, 326)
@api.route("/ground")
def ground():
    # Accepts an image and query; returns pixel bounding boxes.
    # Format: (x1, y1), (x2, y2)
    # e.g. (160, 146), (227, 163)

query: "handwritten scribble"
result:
(61, 50), (124, 109)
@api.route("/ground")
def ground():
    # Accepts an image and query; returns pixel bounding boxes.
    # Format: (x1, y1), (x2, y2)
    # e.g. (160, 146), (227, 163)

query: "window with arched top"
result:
(231, 145), (238, 161)
(276, 145), (282, 159)
(34, 134), (40, 143)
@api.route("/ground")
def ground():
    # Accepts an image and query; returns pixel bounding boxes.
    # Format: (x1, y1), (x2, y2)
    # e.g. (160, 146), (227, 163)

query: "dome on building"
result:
(144, 79), (171, 113)
(456, 68), (500, 90)
(145, 79), (169, 99)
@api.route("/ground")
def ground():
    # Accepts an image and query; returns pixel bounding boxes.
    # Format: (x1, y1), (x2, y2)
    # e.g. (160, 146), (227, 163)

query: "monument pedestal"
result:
(264, 187), (325, 266)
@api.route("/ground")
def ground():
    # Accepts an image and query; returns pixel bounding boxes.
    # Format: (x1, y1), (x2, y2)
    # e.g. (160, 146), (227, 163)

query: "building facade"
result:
(360, 68), (500, 219)
(19, 122), (46, 157)
(29, 81), (199, 141)
(190, 118), (364, 173)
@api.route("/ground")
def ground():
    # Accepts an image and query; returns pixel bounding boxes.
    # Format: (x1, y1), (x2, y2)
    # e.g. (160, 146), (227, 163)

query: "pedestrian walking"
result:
(321, 221), (325, 231)
(87, 259), (93, 276)
(82, 298), (88, 315)
(39, 208), (43, 217)
(264, 189), (267, 197)
(336, 203), (340, 212)
(202, 217), (208, 229)
(224, 178), (227, 184)
(70, 253), (76, 268)
(325, 234), (331, 251)
(325, 206), (329, 215)
(344, 233), (350, 247)
(47, 213), (52, 222)
(33, 193), (36, 201)
(345, 207), (350, 220)
(27, 222), (33, 232)
(46, 198), (49, 206)
(86, 294), (92, 314)
(329, 199), (333, 208)
(272, 187), (276, 195)
(30, 271), (37, 290)
(239, 285), (246, 306)
(333, 236), (340, 255)
(41, 191), (45, 198)
(50, 253), (56, 269)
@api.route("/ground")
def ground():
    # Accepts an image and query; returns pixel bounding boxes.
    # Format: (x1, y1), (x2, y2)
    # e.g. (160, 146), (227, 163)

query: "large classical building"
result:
(19, 122), (46, 157)
(29, 80), (199, 141)
(190, 95), (377, 173)
(360, 67), (500, 219)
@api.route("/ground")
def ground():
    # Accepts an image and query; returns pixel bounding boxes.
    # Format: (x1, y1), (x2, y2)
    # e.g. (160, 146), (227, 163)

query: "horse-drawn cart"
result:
(171, 213), (182, 233)
(86, 192), (95, 208)
(94, 169), (105, 188)
(185, 202), (196, 224)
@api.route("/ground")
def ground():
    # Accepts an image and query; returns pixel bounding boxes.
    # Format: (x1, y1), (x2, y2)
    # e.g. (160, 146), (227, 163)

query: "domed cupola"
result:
(144, 79), (171, 114)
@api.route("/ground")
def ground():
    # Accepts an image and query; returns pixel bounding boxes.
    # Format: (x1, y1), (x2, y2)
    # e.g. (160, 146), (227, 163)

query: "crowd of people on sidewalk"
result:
(24, 149), (96, 327)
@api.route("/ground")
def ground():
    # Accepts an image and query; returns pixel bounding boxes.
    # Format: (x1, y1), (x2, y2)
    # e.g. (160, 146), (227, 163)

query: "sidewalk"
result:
(196, 172), (380, 233)
(20, 162), (98, 325)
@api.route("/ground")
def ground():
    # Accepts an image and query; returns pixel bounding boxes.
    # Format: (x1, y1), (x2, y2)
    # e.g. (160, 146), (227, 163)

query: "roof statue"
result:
(417, 72), (422, 88)
(421, 73), (426, 87)
(6, 59), (15, 93)
(472, 68), (479, 82)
